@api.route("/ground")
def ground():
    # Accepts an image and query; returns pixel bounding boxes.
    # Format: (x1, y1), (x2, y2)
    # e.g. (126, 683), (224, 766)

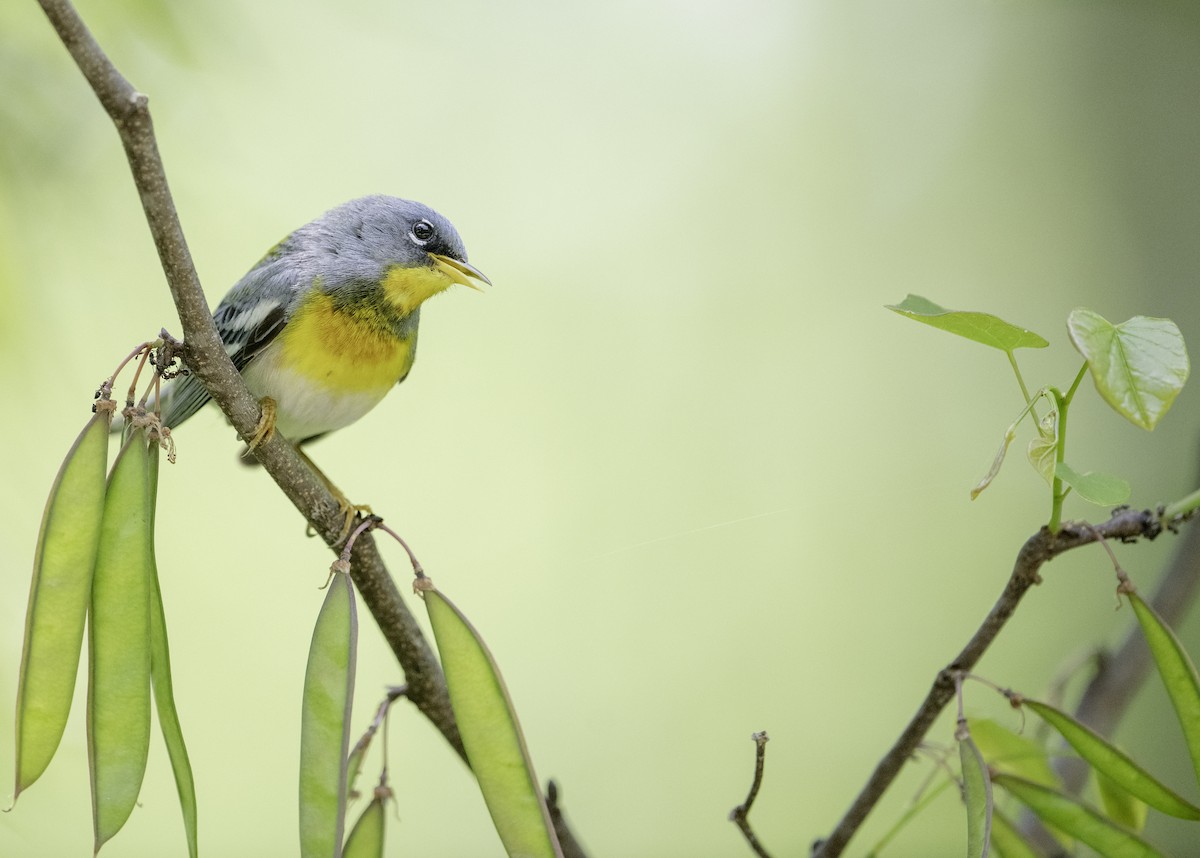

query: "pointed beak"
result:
(430, 254), (492, 292)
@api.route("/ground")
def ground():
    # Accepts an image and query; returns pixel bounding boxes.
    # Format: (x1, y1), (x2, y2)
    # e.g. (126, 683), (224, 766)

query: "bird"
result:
(154, 195), (489, 530)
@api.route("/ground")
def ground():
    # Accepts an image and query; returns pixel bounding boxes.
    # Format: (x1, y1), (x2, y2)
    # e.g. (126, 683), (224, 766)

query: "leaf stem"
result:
(1063, 361), (1088, 406)
(1006, 350), (1034, 408)
(1047, 387), (1069, 533)
(1162, 487), (1200, 523)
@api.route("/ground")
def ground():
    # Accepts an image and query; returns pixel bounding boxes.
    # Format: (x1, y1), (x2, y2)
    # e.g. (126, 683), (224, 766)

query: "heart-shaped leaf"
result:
(1067, 310), (1189, 430)
(1027, 411), (1058, 486)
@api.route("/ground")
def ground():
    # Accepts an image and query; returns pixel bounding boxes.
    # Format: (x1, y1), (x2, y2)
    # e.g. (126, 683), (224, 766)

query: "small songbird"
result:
(156, 195), (489, 522)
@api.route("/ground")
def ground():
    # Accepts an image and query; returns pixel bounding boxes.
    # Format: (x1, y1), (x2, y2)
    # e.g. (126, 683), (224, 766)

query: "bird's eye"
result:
(410, 220), (435, 244)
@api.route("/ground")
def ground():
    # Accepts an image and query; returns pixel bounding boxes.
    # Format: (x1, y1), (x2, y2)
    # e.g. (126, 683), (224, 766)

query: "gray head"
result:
(254, 195), (488, 314)
(289, 195), (469, 274)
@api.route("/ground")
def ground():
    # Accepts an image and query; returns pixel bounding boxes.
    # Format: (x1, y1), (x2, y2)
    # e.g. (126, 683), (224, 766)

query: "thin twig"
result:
(347, 686), (407, 800)
(374, 521), (424, 576)
(545, 781), (592, 858)
(102, 340), (153, 400)
(811, 507), (1168, 857)
(35, 0), (461, 757)
(730, 731), (773, 858)
(126, 346), (152, 407)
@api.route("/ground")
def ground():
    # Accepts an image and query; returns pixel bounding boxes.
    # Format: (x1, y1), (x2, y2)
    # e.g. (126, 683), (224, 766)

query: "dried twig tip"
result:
(412, 573), (434, 595)
(730, 727), (773, 857)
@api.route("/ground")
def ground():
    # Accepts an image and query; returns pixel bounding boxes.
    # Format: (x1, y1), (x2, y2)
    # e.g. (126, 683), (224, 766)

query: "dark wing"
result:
(158, 291), (290, 428)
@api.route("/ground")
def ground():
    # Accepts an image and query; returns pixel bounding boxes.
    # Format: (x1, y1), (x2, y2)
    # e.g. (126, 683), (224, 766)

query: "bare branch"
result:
(545, 781), (591, 858)
(811, 508), (1167, 857)
(730, 731), (773, 858)
(35, 0), (461, 757)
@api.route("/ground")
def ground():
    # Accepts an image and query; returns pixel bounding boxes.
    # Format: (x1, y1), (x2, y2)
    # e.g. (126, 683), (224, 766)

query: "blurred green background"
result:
(4, 1), (1200, 855)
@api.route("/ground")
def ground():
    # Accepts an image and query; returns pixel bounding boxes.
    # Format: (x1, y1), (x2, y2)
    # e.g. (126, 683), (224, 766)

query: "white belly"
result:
(240, 349), (391, 441)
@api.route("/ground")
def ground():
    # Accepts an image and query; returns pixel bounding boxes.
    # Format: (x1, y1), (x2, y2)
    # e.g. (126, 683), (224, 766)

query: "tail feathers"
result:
(107, 373), (213, 434)
(158, 373), (213, 429)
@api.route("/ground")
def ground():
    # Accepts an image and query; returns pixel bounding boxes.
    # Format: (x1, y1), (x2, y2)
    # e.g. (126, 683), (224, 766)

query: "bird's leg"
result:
(295, 446), (373, 542)
(245, 396), (277, 452)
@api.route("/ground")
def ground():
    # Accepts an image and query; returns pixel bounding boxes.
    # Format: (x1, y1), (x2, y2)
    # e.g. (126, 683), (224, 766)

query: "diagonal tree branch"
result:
(810, 507), (1182, 858)
(36, 0), (461, 758)
(1069, 492), (1200, 757)
(1002, 448), (1200, 851)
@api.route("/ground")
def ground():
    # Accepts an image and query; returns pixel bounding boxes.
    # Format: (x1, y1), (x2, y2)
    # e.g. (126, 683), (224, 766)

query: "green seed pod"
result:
(88, 430), (154, 852)
(15, 410), (111, 798)
(424, 586), (563, 858)
(300, 571), (358, 858)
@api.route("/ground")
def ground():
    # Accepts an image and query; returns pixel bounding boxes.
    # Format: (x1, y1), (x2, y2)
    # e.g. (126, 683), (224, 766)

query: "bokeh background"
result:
(4, 1), (1200, 855)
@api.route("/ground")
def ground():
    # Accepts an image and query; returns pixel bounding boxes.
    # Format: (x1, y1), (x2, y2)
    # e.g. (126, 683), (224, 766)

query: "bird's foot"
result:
(306, 492), (373, 542)
(245, 396), (277, 452)
(294, 444), (374, 542)
(336, 498), (375, 543)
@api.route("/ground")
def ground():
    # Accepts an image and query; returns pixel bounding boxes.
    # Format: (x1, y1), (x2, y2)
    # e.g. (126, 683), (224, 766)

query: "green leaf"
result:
(14, 411), (110, 798)
(1097, 769), (1149, 833)
(988, 807), (1040, 858)
(345, 744), (367, 802)
(1128, 591), (1200, 792)
(1054, 462), (1131, 506)
(967, 719), (1073, 850)
(88, 431), (154, 852)
(1023, 698), (1200, 820)
(300, 572), (358, 858)
(968, 718), (1058, 787)
(959, 732), (993, 858)
(1026, 411), (1057, 486)
(1066, 309), (1189, 431)
(424, 587), (564, 858)
(863, 779), (953, 857)
(994, 773), (1167, 858)
(887, 295), (1049, 352)
(342, 794), (385, 858)
(971, 426), (1017, 500)
(145, 443), (198, 858)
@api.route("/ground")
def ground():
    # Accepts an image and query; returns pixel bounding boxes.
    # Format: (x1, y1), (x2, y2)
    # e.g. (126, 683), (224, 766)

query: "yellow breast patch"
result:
(278, 291), (415, 392)
(381, 264), (455, 316)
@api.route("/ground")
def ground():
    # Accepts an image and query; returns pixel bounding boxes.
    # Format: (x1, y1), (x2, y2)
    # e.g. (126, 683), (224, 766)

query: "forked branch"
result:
(811, 507), (1176, 857)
